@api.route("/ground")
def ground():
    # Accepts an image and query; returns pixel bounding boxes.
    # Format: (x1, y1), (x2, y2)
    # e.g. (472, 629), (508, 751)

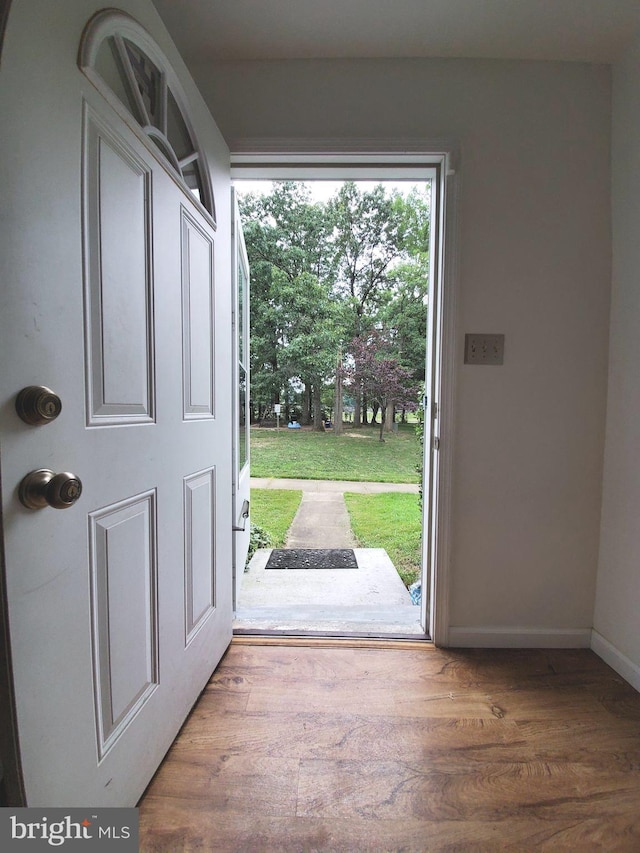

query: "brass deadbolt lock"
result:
(19, 469), (83, 510)
(16, 386), (62, 425)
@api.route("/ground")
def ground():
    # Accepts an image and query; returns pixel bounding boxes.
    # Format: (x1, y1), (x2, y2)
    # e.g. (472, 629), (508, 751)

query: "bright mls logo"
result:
(10, 815), (92, 844)
(0, 808), (138, 850)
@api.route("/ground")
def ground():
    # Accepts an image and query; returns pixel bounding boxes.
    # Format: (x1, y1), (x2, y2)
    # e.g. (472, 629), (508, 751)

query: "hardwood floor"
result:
(139, 640), (640, 852)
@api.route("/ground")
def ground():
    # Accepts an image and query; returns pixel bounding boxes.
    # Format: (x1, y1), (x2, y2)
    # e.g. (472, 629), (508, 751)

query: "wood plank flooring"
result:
(138, 642), (640, 852)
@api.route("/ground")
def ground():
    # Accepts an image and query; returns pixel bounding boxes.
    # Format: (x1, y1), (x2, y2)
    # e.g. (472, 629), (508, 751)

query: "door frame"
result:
(230, 140), (459, 645)
(0, 0), (25, 807)
(0, 473), (24, 806)
(0, 0), (11, 62)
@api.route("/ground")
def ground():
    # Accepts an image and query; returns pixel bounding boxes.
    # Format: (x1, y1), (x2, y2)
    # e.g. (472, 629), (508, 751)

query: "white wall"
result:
(196, 57), (612, 641)
(593, 34), (640, 688)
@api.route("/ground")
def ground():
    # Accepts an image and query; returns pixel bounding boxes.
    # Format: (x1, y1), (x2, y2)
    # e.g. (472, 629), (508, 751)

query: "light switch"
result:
(464, 333), (505, 365)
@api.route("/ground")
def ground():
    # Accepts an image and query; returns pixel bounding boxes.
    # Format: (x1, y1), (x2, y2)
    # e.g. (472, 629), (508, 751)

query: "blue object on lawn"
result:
(288, 421), (301, 429)
(409, 580), (421, 605)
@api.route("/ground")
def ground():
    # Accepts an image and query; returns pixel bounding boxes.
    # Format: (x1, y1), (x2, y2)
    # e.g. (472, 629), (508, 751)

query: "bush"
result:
(246, 522), (272, 568)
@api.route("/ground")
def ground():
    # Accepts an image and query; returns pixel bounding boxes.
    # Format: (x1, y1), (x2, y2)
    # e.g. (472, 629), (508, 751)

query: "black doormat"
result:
(265, 549), (358, 569)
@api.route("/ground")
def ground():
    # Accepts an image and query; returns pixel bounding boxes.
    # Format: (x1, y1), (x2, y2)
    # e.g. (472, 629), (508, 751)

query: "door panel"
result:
(90, 491), (158, 758)
(0, 1), (232, 806)
(85, 110), (155, 423)
(184, 467), (216, 643)
(181, 210), (215, 418)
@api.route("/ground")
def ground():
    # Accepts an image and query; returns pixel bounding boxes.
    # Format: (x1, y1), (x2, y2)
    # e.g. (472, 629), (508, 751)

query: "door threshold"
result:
(232, 631), (434, 650)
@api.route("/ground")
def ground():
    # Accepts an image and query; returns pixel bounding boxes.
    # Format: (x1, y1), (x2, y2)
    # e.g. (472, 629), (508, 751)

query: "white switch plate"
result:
(464, 333), (505, 365)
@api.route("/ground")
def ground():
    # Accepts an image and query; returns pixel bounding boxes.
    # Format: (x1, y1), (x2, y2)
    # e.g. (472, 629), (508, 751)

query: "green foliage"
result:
(327, 182), (409, 337)
(276, 270), (340, 388)
(246, 523), (272, 565)
(251, 425), (420, 483)
(344, 492), (422, 587)
(239, 183), (337, 419)
(382, 272), (428, 381)
(381, 188), (431, 383)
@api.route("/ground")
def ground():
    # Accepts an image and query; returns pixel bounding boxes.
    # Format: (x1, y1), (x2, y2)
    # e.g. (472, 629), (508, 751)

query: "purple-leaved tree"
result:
(343, 331), (419, 441)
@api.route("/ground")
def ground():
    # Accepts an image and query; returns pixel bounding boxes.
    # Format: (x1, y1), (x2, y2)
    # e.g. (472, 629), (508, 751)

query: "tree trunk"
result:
(312, 383), (324, 431)
(379, 404), (386, 441)
(354, 389), (361, 428)
(371, 403), (380, 424)
(384, 402), (394, 433)
(362, 392), (369, 425)
(334, 360), (343, 435)
(300, 383), (311, 426)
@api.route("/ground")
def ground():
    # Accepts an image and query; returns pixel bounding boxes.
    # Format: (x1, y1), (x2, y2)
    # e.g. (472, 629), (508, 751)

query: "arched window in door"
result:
(79, 10), (215, 223)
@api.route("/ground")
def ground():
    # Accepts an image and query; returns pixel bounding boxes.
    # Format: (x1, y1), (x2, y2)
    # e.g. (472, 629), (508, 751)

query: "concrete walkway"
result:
(235, 477), (424, 636)
(251, 476), (418, 549)
(286, 491), (356, 549)
(251, 477), (419, 494)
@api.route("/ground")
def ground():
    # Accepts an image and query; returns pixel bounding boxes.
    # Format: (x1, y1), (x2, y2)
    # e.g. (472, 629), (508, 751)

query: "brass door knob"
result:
(16, 386), (62, 425)
(18, 469), (83, 510)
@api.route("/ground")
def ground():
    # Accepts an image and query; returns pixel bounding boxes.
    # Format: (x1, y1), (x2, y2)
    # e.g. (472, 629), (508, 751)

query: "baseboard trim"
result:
(447, 627), (592, 648)
(591, 630), (640, 692)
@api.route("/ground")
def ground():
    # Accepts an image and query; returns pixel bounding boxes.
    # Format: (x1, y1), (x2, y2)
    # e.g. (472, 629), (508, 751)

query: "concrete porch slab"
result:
(239, 547), (412, 606)
(235, 547), (424, 635)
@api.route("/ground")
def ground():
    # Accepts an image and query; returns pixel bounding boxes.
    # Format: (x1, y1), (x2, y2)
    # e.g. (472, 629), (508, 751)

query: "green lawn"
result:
(344, 492), (422, 587)
(251, 424), (420, 483)
(250, 488), (302, 547)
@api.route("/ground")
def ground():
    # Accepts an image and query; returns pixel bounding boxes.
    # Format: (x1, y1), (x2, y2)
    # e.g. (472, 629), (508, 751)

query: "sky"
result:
(233, 179), (429, 203)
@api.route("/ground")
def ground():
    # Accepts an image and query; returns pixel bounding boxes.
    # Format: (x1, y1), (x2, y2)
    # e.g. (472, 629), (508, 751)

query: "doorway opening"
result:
(230, 154), (450, 641)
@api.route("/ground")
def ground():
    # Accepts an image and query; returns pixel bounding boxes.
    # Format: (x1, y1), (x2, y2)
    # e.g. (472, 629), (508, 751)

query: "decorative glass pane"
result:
(123, 39), (162, 129)
(80, 14), (215, 220)
(167, 90), (193, 162)
(95, 39), (134, 117)
(238, 262), (245, 366)
(182, 159), (205, 207)
(238, 367), (247, 472)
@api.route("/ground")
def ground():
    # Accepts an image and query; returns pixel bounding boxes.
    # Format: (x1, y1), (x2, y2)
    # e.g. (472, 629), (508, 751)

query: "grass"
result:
(251, 423), (420, 484)
(344, 492), (422, 587)
(250, 488), (302, 546)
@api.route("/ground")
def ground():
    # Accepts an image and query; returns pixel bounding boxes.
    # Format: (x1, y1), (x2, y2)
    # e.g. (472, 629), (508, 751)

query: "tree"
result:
(377, 186), (430, 426)
(239, 183), (335, 422)
(383, 190), (430, 356)
(343, 331), (419, 441)
(382, 273), (428, 425)
(239, 180), (431, 431)
(242, 243), (285, 420)
(327, 182), (410, 425)
(275, 270), (341, 430)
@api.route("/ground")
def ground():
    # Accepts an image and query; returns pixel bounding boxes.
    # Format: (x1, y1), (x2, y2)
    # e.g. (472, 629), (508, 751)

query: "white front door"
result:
(232, 189), (251, 606)
(0, 2), (232, 806)
(421, 168), (446, 636)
